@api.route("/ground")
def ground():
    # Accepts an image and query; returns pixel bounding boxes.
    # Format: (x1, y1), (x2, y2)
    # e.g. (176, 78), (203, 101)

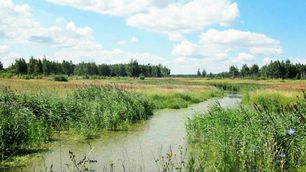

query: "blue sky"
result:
(1, 0), (306, 74)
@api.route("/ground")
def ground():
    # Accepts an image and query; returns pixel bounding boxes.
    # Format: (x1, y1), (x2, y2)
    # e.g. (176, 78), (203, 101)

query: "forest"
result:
(198, 60), (306, 79)
(0, 57), (171, 77)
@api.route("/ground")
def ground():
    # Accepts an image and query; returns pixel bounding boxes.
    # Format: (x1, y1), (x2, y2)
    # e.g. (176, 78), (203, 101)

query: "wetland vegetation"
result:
(0, 59), (306, 171)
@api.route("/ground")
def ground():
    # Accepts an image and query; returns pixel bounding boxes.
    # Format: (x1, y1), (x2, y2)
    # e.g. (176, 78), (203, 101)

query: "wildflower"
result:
(251, 145), (258, 152)
(279, 152), (286, 158)
(288, 128), (295, 135)
(236, 138), (241, 145)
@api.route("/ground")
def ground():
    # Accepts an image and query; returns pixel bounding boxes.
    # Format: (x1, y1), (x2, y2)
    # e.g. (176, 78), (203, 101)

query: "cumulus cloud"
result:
(0, 45), (20, 67)
(127, 0), (239, 37)
(236, 53), (255, 62)
(0, 0), (166, 67)
(47, 0), (239, 40)
(47, 0), (169, 16)
(173, 29), (282, 60)
(170, 29), (283, 73)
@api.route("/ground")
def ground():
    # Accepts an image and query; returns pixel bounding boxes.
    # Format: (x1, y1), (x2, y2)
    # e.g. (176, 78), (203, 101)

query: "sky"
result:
(0, 0), (306, 74)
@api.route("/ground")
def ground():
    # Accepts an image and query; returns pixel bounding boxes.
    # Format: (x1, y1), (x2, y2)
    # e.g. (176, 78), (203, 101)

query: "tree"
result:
(229, 65), (239, 78)
(127, 59), (140, 77)
(27, 56), (37, 75)
(250, 64), (259, 77)
(62, 60), (74, 75)
(240, 64), (250, 77)
(197, 69), (201, 77)
(202, 69), (207, 77)
(42, 58), (50, 75)
(98, 64), (111, 76)
(34, 59), (43, 75)
(14, 58), (28, 74)
(0, 61), (3, 70)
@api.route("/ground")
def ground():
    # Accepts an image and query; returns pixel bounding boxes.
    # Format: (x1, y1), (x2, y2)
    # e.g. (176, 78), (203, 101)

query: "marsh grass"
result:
(0, 85), (154, 164)
(244, 89), (303, 106)
(187, 92), (306, 171)
(141, 89), (224, 109)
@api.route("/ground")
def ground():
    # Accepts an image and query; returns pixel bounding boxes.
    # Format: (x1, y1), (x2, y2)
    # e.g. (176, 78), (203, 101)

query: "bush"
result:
(54, 75), (68, 82)
(139, 74), (145, 80)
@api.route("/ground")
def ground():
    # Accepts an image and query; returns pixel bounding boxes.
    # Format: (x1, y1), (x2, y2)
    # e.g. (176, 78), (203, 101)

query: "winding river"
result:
(28, 95), (241, 171)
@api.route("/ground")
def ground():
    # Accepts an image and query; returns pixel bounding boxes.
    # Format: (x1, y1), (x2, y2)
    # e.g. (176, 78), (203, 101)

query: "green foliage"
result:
(0, 86), (154, 159)
(53, 75), (68, 82)
(139, 74), (145, 80)
(148, 90), (224, 109)
(206, 60), (306, 79)
(209, 82), (263, 93)
(0, 61), (3, 70)
(187, 94), (306, 171)
(9, 57), (171, 77)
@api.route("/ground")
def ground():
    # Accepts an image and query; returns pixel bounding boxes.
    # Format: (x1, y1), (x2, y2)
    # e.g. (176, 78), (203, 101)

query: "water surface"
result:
(29, 95), (241, 171)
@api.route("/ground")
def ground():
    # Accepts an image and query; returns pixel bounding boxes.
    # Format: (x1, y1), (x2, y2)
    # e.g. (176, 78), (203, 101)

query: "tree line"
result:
(197, 60), (306, 79)
(1, 57), (171, 77)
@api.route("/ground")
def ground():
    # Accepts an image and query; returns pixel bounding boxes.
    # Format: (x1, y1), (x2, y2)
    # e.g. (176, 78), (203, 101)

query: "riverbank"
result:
(0, 81), (222, 170)
(1, 77), (305, 170)
(186, 90), (306, 171)
(25, 95), (241, 171)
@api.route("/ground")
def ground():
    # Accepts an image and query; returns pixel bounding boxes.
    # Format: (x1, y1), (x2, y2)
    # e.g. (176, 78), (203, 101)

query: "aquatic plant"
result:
(0, 86), (154, 161)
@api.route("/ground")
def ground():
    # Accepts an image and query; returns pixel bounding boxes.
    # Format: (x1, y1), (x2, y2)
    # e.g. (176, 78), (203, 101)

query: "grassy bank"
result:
(141, 88), (223, 109)
(186, 91), (306, 171)
(0, 81), (221, 168)
(0, 86), (154, 167)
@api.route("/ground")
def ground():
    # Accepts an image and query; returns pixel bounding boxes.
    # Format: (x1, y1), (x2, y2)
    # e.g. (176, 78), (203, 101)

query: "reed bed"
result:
(187, 92), (306, 171)
(0, 86), (153, 163)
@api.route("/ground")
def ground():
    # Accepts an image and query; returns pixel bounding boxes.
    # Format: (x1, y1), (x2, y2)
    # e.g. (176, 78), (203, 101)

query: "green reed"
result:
(0, 86), (153, 161)
(187, 93), (306, 171)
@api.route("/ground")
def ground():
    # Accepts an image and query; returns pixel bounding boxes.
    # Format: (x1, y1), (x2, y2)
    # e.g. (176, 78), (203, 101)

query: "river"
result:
(28, 95), (241, 171)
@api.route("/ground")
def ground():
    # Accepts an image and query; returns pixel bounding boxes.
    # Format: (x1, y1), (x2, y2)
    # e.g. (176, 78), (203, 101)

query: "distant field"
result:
(1, 77), (306, 93)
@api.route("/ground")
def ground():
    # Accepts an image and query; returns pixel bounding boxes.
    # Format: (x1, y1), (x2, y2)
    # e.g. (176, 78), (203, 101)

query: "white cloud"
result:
(47, 0), (168, 16)
(173, 29), (282, 59)
(288, 57), (306, 64)
(263, 57), (306, 65)
(236, 53), (255, 62)
(127, 0), (239, 38)
(0, 45), (20, 67)
(170, 29), (283, 73)
(0, 0), (167, 67)
(47, 0), (239, 40)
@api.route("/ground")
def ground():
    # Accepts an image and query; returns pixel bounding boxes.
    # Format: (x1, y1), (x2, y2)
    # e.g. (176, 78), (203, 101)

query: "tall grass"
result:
(209, 82), (264, 93)
(187, 93), (306, 171)
(143, 89), (224, 109)
(0, 86), (153, 161)
(243, 89), (302, 106)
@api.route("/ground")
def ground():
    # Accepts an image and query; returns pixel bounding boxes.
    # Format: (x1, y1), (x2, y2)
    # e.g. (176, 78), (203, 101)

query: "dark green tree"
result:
(229, 65), (239, 78)
(127, 59), (140, 77)
(98, 64), (111, 76)
(27, 57), (37, 75)
(14, 58), (28, 74)
(0, 61), (3, 70)
(202, 69), (207, 77)
(250, 64), (259, 77)
(240, 64), (250, 77)
(197, 69), (201, 77)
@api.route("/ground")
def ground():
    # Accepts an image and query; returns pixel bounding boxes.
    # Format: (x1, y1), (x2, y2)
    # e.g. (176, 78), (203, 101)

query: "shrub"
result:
(139, 74), (145, 80)
(54, 75), (68, 82)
